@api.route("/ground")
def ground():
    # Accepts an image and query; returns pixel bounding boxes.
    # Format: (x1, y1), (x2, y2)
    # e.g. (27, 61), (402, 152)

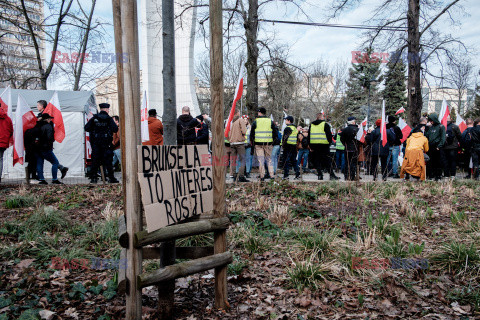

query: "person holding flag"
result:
(250, 107), (278, 181)
(0, 108), (13, 183)
(366, 119), (390, 181)
(228, 109), (248, 182)
(386, 116), (403, 179)
(444, 115), (462, 179)
(308, 112), (339, 180)
(425, 113), (446, 180)
(282, 116), (300, 180)
(339, 116), (359, 181)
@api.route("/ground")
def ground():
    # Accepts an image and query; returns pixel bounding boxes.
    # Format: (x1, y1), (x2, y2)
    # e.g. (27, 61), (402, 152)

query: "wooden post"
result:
(159, 0), (177, 318)
(117, 0), (142, 318)
(209, 0), (228, 309)
(99, 166), (106, 184)
(112, 0), (127, 193)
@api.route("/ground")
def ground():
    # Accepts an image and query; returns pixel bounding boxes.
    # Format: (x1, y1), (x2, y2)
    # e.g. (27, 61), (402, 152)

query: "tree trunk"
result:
(245, 0), (259, 118)
(407, 0), (421, 126)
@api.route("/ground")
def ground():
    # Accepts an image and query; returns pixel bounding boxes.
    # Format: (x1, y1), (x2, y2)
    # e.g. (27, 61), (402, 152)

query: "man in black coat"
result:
(469, 119), (480, 180)
(195, 115), (209, 145)
(461, 118), (474, 178)
(177, 106), (200, 145)
(386, 115), (403, 178)
(84, 103), (119, 184)
(339, 116), (359, 181)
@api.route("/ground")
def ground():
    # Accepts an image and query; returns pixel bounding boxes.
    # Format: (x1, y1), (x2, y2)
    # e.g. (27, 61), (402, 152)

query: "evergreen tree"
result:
(466, 85), (480, 119)
(344, 48), (383, 121)
(383, 59), (407, 116)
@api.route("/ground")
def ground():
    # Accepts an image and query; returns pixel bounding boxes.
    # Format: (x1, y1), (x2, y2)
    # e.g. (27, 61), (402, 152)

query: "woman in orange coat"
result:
(400, 124), (429, 181)
(143, 109), (164, 145)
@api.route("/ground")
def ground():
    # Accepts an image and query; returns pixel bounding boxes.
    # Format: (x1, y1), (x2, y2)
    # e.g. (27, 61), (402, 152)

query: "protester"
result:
(228, 110), (248, 182)
(444, 115), (462, 179)
(308, 113), (339, 180)
(144, 109), (163, 145)
(177, 106), (200, 145)
(400, 124), (429, 181)
(334, 128), (345, 174)
(0, 108), (13, 183)
(271, 122), (282, 175)
(195, 115), (209, 145)
(282, 116), (300, 179)
(84, 103), (119, 184)
(36, 99), (68, 180)
(297, 127), (310, 173)
(425, 113), (446, 181)
(34, 114), (64, 185)
(461, 118), (474, 178)
(224, 129), (233, 179)
(339, 117), (359, 181)
(243, 116), (253, 178)
(470, 118), (480, 180)
(367, 119), (389, 181)
(112, 116), (121, 168)
(250, 107), (278, 181)
(386, 115), (403, 178)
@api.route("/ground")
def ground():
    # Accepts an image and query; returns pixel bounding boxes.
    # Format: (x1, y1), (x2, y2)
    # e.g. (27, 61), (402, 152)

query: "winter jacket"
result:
(339, 124), (359, 153)
(0, 109), (13, 149)
(470, 125), (480, 151)
(177, 114), (198, 145)
(37, 120), (55, 152)
(444, 121), (462, 150)
(146, 117), (164, 145)
(228, 116), (247, 144)
(250, 116), (279, 146)
(307, 120), (333, 145)
(386, 123), (403, 146)
(405, 132), (429, 152)
(196, 122), (209, 145)
(425, 113), (446, 149)
(461, 127), (474, 150)
(84, 111), (118, 146)
(366, 127), (389, 156)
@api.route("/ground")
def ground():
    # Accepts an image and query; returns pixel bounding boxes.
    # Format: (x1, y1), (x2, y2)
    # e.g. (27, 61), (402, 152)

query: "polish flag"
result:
(281, 111), (288, 132)
(44, 92), (65, 143)
(356, 116), (368, 143)
(225, 67), (244, 138)
(439, 98), (450, 129)
(381, 100), (387, 147)
(140, 91), (149, 142)
(0, 86), (13, 146)
(13, 94), (37, 166)
(321, 108), (324, 115)
(398, 117), (411, 143)
(456, 114), (467, 133)
(395, 107), (405, 115)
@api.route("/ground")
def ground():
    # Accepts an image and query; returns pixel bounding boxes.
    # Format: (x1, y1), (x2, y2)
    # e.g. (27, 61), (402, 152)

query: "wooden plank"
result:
(138, 252), (233, 289)
(134, 217), (229, 248)
(118, 214), (128, 248)
(142, 246), (214, 260)
(118, 248), (128, 294)
(209, 0), (229, 309)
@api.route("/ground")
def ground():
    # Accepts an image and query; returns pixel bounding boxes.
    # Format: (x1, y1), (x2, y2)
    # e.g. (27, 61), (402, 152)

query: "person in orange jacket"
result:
(144, 109), (163, 145)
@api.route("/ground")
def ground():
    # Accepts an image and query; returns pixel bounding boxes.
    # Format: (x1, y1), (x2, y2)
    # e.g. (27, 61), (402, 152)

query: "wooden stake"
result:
(209, 0), (228, 309)
(117, 0), (142, 318)
(99, 165), (106, 184)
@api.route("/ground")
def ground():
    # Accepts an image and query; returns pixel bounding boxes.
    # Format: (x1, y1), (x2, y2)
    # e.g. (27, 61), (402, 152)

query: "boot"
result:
(318, 174), (324, 181)
(330, 172), (339, 180)
(238, 176), (250, 182)
(294, 172), (301, 179)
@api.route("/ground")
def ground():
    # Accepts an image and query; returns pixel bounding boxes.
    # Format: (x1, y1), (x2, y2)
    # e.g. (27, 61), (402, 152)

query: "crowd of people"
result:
(2, 101), (480, 184)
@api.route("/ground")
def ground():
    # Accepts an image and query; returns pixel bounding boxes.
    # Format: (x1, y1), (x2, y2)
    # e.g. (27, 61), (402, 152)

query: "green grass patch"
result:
(4, 194), (37, 209)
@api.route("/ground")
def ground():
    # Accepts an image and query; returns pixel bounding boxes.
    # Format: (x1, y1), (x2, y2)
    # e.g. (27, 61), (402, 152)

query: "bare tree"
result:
(445, 57), (473, 115)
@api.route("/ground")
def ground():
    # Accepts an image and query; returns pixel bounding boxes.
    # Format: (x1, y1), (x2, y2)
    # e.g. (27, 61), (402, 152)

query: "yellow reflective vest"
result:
(245, 127), (251, 144)
(254, 117), (273, 143)
(310, 122), (329, 144)
(286, 125), (298, 145)
(336, 138), (345, 150)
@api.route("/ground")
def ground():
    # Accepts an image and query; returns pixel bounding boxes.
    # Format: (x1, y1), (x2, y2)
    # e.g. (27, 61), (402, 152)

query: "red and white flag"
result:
(321, 108), (324, 115)
(0, 86), (13, 146)
(13, 94), (37, 166)
(140, 91), (149, 142)
(44, 92), (65, 143)
(456, 114), (467, 133)
(381, 100), (387, 147)
(356, 116), (368, 143)
(395, 107), (405, 115)
(398, 117), (411, 143)
(225, 67), (244, 138)
(439, 98), (450, 130)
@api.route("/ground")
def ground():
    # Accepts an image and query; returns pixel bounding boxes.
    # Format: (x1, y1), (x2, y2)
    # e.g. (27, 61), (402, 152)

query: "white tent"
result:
(2, 89), (96, 179)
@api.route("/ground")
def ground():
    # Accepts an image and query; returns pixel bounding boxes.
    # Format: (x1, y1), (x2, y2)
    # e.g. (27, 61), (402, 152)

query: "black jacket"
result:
(177, 114), (198, 145)
(444, 121), (462, 150)
(340, 124), (359, 152)
(307, 120), (333, 145)
(366, 127), (390, 156)
(196, 122), (209, 145)
(470, 125), (480, 151)
(386, 123), (403, 146)
(84, 111), (118, 146)
(36, 120), (55, 152)
(250, 116), (279, 146)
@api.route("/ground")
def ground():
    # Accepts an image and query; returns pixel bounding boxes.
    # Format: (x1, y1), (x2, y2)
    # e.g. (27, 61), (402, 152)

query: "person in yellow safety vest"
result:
(334, 129), (346, 174)
(282, 115), (301, 179)
(250, 107), (279, 181)
(308, 112), (340, 181)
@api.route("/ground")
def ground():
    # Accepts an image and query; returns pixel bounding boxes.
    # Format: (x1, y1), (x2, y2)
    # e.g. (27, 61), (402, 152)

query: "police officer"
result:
(308, 112), (339, 180)
(282, 116), (300, 179)
(85, 103), (119, 184)
(250, 107), (278, 181)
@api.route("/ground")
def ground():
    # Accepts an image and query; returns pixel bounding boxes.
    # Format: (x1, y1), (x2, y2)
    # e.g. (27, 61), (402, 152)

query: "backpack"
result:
(462, 128), (473, 149)
(446, 124), (454, 145)
(386, 127), (396, 144)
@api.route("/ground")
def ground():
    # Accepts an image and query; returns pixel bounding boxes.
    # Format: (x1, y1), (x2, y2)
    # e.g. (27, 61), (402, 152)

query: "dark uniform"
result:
(340, 118), (360, 181)
(84, 103), (118, 183)
(282, 116), (300, 179)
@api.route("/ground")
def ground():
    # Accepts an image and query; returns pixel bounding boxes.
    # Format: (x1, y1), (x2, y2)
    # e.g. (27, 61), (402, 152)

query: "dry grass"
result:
(267, 203), (290, 227)
(101, 202), (120, 220)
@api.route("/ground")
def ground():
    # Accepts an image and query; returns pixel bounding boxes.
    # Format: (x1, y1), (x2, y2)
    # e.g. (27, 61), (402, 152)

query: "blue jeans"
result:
(388, 145), (400, 175)
(271, 145), (281, 174)
(238, 146), (253, 174)
(113, 149), (121, 167)
(335, 150), (345, 172)
(36, 150), (59, 181)
(297, 149), (309, 169)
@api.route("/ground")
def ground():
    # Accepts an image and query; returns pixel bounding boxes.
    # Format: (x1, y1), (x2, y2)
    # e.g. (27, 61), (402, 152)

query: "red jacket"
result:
(0, 109), (13, 149)
(143, 117), (164, 146)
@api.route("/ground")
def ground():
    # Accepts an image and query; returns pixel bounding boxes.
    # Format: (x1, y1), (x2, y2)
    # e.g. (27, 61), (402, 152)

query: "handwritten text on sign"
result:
(138, 145), (213, 232)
